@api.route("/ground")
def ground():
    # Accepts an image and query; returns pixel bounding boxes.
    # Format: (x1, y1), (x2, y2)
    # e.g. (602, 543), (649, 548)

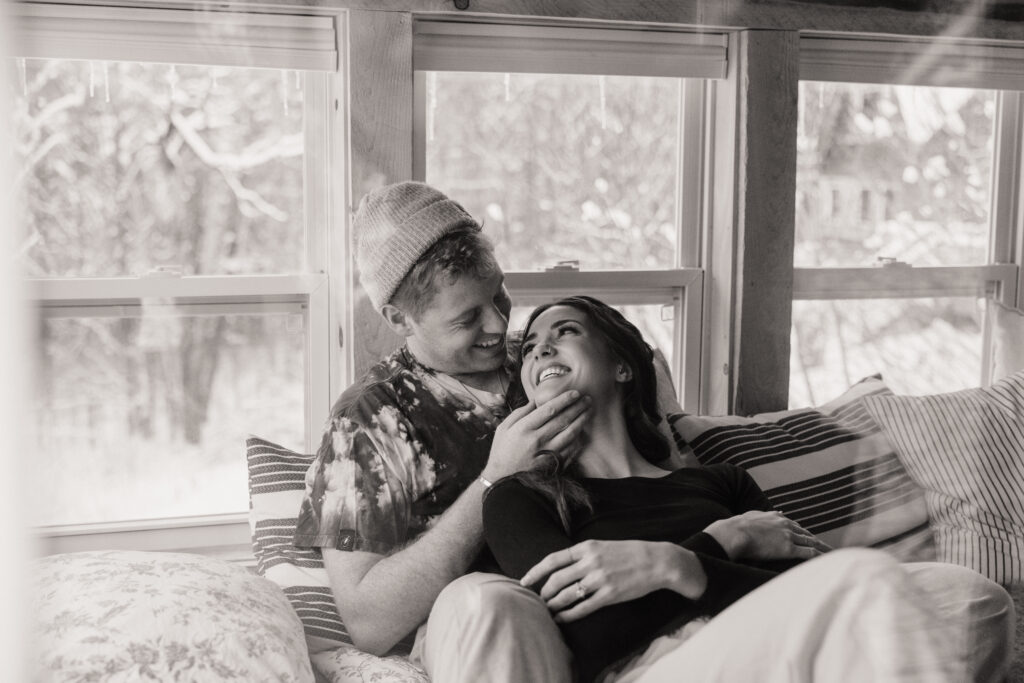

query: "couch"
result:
(33, 358), (1024, 681)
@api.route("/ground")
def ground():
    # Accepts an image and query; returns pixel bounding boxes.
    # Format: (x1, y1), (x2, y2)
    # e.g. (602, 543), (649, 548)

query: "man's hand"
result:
(482, 390), (591, 481)
(704, 510), (831, 561)
(519, 540), (706, 623)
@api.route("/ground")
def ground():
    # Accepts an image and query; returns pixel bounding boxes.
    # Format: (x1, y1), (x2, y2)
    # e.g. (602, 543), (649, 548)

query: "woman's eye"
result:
(522, 343), (534, 355)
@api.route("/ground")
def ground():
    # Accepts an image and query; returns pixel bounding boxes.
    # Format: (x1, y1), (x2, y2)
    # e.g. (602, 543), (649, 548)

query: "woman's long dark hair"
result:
(503, 296), (670, 532)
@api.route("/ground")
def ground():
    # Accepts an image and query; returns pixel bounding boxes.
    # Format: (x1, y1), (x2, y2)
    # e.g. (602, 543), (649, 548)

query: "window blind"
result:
(414, 20), (728, 79)
(800, 34), (1024, 90)
(12, 3), (338, 71)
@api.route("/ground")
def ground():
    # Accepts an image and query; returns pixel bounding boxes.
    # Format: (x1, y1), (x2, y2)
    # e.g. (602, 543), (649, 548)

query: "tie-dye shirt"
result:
(294, 346), (511, 557)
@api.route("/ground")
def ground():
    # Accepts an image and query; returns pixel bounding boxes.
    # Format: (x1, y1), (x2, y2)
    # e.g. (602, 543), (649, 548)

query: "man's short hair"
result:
(390, 227), (501, 320)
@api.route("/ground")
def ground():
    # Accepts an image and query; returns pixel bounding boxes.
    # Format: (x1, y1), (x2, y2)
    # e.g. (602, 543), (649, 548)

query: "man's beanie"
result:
(354, 181), (481, 310)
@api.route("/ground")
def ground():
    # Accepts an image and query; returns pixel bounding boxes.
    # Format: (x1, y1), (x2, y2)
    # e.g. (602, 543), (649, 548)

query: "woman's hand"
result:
(481, 391), (591, 482)
(704, 510), (831, 561)
(520, 540), (706, 623)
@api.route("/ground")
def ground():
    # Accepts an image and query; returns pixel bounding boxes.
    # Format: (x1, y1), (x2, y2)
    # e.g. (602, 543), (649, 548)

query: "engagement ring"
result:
(575, 581), (587, 600)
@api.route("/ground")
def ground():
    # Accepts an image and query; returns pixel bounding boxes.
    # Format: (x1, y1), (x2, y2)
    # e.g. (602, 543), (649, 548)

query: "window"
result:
(791, 36), (1024, 406)
(15, 4), (340, 553)
(413, 20), (727, 409)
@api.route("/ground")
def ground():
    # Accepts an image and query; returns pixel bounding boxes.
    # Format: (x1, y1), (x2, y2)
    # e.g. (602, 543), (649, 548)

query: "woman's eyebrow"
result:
(523, 318), (580, 341)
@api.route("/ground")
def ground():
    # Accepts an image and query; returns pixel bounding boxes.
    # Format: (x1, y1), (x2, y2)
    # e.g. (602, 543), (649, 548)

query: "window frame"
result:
(18, 6), (346, 555)
(793, 34), (1024, 393)
(410, 19), (726, 409)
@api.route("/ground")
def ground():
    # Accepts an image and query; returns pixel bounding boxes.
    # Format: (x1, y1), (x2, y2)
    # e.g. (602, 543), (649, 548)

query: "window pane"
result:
(789, 297), (984, 407)
(12, 59), (307, 278)
(426, 72), (681, 271)
(796, 82), (995, 267)
(33, 310), (305, 526)
(510, 303), (674, 366)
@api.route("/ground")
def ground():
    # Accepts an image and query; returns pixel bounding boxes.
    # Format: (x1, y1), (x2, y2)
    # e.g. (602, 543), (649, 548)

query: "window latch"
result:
(874, 257), (910, 269)
(141, 265), (183, 278)
(545, 260), (580, 272)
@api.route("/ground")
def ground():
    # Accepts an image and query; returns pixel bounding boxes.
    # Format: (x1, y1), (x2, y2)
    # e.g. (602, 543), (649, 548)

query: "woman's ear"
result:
(615, 363), (633, 383)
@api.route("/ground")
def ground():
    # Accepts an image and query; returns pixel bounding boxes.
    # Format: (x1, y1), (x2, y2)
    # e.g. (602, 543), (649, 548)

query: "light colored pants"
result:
(412, 550), (1013, 683)
(613, 549), (1014, 683)
(411, 572), (573, 683)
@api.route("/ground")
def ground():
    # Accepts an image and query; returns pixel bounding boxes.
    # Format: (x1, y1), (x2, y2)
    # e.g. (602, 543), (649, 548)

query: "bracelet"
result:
(477, 474), (494, 490)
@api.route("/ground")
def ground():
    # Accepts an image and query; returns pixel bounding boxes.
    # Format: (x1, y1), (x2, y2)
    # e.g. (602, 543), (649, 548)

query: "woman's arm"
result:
(701, 464), (831, 562)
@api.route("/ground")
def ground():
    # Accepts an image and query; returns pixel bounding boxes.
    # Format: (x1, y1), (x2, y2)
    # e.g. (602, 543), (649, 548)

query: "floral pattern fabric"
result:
(33, 550), (314, 682)
(310, 645), (428, 683)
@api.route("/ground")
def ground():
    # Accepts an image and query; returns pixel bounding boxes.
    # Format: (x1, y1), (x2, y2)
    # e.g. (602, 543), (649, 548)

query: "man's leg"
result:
(902, 561), (1015, 683)
(620, 549), (966, 683)
(412, 572), (572, 683)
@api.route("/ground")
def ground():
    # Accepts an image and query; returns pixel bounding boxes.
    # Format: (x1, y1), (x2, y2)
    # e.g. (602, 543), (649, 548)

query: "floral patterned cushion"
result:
(311, 646), (429, 683)
(33, 550), (314, 682)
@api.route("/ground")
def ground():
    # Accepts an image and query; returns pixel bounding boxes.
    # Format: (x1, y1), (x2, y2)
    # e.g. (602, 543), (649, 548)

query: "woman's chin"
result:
(531, 382), (572, 407)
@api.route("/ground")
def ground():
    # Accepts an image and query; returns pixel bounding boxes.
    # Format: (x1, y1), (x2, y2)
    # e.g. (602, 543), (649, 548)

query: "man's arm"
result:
(324, 482), (488, 654)
(324, 390), (592, 655)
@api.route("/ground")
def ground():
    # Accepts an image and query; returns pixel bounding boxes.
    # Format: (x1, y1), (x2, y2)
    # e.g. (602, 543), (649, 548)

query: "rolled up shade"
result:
(12, 3), (338, 71)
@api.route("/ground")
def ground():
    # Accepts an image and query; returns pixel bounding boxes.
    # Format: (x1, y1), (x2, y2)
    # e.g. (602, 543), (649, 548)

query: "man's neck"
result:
(449, 367), (508, 395)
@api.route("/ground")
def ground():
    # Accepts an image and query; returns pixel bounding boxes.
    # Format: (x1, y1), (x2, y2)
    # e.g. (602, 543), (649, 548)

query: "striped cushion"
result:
(670, 377), (937, 561)
(246, 436), (352, 654)
(862, 371), (1024, 585)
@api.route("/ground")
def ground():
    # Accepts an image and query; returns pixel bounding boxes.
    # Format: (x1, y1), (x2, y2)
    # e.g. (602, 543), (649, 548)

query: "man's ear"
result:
(381, 303), (415, 337)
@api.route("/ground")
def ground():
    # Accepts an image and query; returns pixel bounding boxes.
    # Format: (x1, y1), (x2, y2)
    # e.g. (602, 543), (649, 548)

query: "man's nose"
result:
(481, 303), (508, 334)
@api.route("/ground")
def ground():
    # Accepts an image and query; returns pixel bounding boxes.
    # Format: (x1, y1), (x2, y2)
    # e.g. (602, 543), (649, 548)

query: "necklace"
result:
(453, 369), (509, 417)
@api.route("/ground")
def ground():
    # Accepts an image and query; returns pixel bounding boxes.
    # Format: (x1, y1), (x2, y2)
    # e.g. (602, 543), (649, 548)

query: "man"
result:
(294, 181), (585, 681)
(296, 181), (1013, 682)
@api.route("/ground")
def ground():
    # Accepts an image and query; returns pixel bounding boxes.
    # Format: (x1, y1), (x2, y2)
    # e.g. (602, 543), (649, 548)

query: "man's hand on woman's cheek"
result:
(482, 390), (592, 482)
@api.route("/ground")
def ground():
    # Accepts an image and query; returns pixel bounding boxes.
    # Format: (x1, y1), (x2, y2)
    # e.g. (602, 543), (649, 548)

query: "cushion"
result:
(310, 647), (429, 683)
(669, 376), (936, 561)
(33, 550), (313, 682)
(991, 302), (1024, 382)
(247, 436), (351, 654)
(862, 370), (1024, 585)
(247, 436), (425, 681)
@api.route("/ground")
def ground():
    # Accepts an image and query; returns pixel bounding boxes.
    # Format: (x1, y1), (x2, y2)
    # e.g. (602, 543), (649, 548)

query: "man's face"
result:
(404, 270), (512, 377)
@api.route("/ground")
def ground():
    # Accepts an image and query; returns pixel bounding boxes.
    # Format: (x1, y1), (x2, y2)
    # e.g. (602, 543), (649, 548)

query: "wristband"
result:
(477, 474), (494, 490)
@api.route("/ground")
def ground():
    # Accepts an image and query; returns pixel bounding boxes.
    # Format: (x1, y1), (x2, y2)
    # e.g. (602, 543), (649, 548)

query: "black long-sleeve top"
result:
(482, 463), (804, 683)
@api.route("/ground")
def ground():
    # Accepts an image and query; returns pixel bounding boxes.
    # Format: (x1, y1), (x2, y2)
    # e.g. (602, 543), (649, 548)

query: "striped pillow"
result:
(862, 371), (1024, 585)
(246, 436), (352, 654)
(669, 377), (936, 561)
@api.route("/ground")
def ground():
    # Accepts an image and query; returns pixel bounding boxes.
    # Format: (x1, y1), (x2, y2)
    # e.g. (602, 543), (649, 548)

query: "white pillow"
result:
(33, 550), (314, 682)
(863, 370), (1024, 585)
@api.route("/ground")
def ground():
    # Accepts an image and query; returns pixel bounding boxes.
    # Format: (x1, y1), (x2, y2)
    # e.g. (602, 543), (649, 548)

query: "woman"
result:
(482, 296), (974, 683)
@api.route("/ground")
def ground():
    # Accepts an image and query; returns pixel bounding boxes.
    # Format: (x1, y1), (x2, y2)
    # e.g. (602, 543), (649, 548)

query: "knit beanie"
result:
(354, 181), (481, 310)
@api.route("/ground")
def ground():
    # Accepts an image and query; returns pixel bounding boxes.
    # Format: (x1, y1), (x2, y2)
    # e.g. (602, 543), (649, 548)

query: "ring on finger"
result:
(575, 581), (587, 601)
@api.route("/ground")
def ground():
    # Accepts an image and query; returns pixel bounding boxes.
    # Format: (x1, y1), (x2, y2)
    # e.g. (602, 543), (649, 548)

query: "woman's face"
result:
(520, 305), (623, 406)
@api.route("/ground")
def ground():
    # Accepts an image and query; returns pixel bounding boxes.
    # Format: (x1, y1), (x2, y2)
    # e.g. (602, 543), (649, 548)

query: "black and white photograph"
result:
(6, 0), (1024, 681)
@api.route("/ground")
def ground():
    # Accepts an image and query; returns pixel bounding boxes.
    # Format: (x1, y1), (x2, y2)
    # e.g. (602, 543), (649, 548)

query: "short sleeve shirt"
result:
(294, 346), (511, 555)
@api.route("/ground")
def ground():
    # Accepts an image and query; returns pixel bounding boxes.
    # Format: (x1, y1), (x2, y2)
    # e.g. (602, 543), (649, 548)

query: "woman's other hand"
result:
(520, 540), (706, 623)
(704, 510), (831, 561)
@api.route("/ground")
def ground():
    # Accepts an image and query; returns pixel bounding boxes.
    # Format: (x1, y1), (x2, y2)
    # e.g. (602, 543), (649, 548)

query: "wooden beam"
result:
(731, 29), (800, 416)
(346, 9), (411, 378)
(35, 0), (1024, 42)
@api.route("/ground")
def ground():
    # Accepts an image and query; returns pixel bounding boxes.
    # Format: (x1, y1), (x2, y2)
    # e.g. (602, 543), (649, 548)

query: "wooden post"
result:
(730, 29), (799, 415)
(345, 9), (413, 380)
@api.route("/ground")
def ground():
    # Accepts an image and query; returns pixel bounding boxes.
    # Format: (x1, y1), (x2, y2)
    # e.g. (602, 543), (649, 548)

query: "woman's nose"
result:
(534, 342), (553, 358)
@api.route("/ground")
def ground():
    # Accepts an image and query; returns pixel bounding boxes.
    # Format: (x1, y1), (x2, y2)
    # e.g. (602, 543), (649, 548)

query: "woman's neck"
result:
(575, 402), (667, 479)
